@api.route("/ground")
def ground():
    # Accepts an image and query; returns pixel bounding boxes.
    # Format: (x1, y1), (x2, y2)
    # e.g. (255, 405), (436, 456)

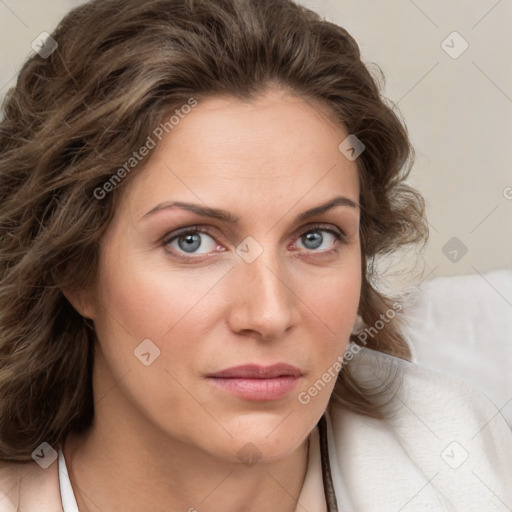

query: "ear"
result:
(61, 286), (96, 320)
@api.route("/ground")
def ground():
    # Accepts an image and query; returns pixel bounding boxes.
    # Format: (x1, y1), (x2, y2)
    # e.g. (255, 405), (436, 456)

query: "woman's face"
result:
(76, 87), (361, 464)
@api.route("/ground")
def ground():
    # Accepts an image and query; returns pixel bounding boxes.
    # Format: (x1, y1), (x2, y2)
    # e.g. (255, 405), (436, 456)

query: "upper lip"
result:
(207, 363), (302, 379)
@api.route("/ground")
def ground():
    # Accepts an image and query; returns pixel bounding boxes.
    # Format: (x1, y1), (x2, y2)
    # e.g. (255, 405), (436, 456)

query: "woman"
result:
(0, 0), (510, 510)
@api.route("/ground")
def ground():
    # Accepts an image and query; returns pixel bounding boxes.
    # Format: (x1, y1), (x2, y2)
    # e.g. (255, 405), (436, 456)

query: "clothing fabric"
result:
(1, 347), (511, 511)
(59, 447), (78, 512)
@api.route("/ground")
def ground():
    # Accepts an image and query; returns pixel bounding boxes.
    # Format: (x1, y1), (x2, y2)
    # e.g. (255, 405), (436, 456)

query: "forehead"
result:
(120, 88), (360, 219)
(164, 88), (351, 164)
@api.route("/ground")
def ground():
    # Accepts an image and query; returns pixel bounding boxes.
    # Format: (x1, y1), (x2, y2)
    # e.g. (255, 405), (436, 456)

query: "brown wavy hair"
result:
(0, 0), (428, 461)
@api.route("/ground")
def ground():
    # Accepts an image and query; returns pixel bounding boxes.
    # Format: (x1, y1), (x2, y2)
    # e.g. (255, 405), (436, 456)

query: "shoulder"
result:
(326, 348), (512, 511)
(346, 346), (509, 426)
(0, 456), (62, 512)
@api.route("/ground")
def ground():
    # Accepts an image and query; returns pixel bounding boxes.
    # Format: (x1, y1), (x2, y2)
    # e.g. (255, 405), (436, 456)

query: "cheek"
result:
(90, 251), (221, 431)
(307, 269), (360, 319)
(291, 268), (361, 413)
(295, 256), (361, 367)
(92, 248), (227, 376)
(95, 244), (211, 332)
(300, 254), (361, 328)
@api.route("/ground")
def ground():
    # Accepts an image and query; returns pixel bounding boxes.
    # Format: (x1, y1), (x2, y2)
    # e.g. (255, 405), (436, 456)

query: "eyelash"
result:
(161, 223), (346, 262)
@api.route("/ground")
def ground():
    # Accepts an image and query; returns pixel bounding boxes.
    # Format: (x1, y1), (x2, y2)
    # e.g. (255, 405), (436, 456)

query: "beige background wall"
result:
(1, 0), (511, 281)
(297, 0), (512, 284)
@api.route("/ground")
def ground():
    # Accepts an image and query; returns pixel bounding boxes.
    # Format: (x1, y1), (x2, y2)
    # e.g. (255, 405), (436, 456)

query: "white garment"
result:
(401, 268), (512, 427)
(326, 348), (512, 510)
(58, 447), (79, 512)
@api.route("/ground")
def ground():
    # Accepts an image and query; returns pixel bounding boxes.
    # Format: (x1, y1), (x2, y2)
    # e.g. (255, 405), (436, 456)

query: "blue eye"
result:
(164, 228), (219, 255)
(162, 224), (345, 261)
(296, 229), (340, 251)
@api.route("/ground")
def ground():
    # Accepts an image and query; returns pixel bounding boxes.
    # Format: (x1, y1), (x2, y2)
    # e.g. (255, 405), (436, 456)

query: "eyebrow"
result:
(141, 195), (360, 223)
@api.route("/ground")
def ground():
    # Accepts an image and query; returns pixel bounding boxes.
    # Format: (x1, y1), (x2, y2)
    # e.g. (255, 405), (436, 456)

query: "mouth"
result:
(206, 363), (303, 401)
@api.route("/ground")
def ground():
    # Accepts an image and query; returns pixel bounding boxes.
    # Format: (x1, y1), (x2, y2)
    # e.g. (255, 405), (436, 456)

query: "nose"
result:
(226, 248), (298, 341)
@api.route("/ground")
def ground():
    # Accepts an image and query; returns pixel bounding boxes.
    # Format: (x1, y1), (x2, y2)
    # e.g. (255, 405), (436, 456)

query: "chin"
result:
(217, 412), (314, 464)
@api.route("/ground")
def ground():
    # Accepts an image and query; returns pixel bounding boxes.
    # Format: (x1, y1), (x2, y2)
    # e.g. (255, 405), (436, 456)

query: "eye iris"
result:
(303, 230), (323, 249)
(178, 233), (202, 252)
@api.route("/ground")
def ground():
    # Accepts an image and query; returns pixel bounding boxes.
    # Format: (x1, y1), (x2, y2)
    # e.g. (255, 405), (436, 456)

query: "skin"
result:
(63, 86), (361, 512)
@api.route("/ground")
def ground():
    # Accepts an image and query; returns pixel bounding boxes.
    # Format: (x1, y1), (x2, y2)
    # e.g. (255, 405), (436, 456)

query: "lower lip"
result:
(207, 376), (300, 401)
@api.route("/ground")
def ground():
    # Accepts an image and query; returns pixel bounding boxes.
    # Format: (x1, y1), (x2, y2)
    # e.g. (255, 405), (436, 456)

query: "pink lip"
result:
(207, 363), (302, 379)
(206, 364), (302, 401)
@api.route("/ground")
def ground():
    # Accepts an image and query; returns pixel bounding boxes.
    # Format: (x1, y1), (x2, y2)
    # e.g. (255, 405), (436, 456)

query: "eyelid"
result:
(162, 223), (345, 245)
(292, 222), (346, 239)
(161, 222), (347, 260)
(161, 226), (222, 257)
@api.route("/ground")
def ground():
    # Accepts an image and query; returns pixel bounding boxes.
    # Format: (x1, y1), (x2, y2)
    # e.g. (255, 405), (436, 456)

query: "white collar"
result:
(58, 446), (79, 512)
